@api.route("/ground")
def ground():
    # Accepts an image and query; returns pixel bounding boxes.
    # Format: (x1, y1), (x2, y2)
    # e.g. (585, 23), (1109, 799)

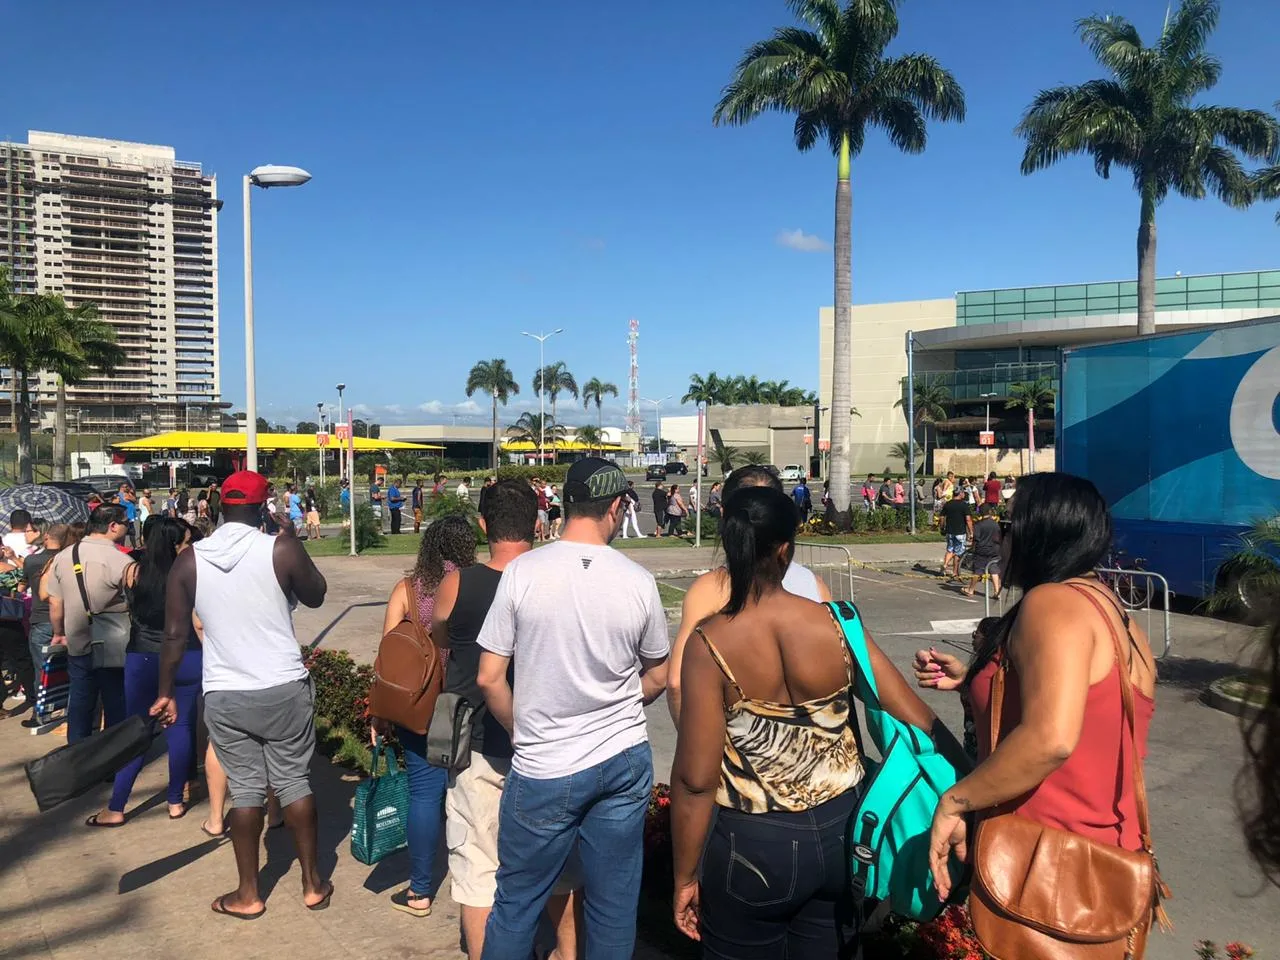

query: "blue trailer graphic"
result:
(1058, 316), (1280, 600)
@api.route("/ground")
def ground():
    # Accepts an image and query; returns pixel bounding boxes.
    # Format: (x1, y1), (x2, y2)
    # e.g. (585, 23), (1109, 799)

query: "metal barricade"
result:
(794, 541), (856, 602)
(983, 564), (1172, 659)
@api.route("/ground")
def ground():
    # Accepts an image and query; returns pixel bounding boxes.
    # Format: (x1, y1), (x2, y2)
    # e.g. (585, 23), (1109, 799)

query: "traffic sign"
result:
(979, 430), (996, 447)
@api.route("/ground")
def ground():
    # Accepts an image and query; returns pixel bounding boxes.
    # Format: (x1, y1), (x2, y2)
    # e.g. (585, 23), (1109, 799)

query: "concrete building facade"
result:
(0, 131), (222, 435)
(819, 270), (1280, 475)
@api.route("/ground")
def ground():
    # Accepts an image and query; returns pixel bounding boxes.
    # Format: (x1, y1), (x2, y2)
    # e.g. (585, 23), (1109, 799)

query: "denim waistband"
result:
(716, 784), (861, 833)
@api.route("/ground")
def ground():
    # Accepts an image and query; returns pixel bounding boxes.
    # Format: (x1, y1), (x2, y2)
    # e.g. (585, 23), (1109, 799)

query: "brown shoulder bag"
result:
(969, 582), (1171, 960)
(368, 578), (442, 736)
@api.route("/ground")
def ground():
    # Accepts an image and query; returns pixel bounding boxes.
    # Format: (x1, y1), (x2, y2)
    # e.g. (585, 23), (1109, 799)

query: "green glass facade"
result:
(956, 270), (1280, 326)
(905, 361), (1059, 403)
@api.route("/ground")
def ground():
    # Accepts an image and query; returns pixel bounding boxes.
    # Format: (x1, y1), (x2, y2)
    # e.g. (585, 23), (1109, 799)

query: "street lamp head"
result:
(249, 164), (311, 188)
(336, 383), (346, 392)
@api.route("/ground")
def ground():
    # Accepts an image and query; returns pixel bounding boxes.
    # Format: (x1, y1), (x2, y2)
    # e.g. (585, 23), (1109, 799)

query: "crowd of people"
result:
(7, 460), (1280, 959)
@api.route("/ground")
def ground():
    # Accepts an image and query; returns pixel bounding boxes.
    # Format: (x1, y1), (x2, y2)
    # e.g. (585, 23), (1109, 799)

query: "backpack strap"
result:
(403, 577), (431, 648)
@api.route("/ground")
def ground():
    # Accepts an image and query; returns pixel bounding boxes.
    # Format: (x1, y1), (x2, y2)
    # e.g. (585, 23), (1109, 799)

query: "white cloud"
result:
(418, 400), (444, 414)
(416, 399), (484, 419)
(776, 228), (830, 253)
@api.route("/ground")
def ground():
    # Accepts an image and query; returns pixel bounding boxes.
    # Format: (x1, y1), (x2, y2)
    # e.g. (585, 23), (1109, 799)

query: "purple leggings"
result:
(109, 649), (202, 811)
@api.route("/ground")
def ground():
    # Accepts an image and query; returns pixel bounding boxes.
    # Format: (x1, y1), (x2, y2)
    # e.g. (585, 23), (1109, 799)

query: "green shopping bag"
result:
(350, 738), (409, 865)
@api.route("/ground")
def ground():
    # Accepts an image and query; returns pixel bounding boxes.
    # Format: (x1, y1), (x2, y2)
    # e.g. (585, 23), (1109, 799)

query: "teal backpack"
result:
(829, 600), (967, 922)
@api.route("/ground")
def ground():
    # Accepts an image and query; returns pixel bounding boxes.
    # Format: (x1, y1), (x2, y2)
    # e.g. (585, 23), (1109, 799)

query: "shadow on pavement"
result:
(308, 600), (385, 651)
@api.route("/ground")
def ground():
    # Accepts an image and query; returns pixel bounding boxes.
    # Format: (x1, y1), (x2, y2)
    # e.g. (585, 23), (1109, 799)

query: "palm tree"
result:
(1017, 0), (1278, 336)
(581, 377), (618, 451)
(890, 440), (923, 473)
(1006, 378), (1056, 471)
(894, 379), (950, 474)
(741, 450), (769, 467)
(1257, 158), (1280, 223)
(507, 412), (565, 449)
(465, 358), (520, 474)
(48, 300), (125, 481)
(575, 424), (604, 456)
(532, 361), (578, 424)
(715, 0), (964, 516)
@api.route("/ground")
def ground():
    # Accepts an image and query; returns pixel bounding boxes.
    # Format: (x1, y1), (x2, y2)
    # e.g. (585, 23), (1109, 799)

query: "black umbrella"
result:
(0, 484), (92, 532)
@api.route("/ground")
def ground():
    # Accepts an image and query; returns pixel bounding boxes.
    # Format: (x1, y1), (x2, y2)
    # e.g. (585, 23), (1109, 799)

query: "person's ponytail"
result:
(718, 486), (798, 618)
(721, 507), (757, 617)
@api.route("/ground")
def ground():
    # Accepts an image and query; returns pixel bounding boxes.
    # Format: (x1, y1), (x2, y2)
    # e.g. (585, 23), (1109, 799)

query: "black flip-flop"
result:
(200, 820), (229, 839)
(84, 813), (124, 829)
(306, 883), (334, 912)
(169, 805), (188, 821)
(211, 895), (265, 921)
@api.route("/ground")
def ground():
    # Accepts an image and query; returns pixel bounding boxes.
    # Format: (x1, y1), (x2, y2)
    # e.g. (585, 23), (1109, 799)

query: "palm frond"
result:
(835, 0), (900, 76)
(1077, 14), (1146, 81)
(787, 0), (845, 40)
(1017, 81), (1142, 175)
(1168, 52), (1222, 101)
(1159, 0), (1219, 69)
(1195, 144), (1253, 207)
(1193, 105), (1280, 161)
(875, 53), (966, 123)
(871, 97), (926, 153)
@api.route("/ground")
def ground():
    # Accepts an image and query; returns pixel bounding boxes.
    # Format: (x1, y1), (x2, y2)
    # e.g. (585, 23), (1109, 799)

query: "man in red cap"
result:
(152, 470), (330, 920)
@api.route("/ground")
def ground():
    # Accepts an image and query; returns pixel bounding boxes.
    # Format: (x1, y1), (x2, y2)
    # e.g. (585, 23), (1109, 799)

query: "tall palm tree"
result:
(894, 379), (950, 474)
(1256, 159), (1280, 223)
(1017, 0), (1278, 336)
(581, 377), (618, 453)
(715, 0), (964, 517)
(48, 299), (125, 481)
(684, 372), (726, 454)
(890, 440), (923, 473)
(532, 361), (578, 424)
(1006, 378), (1056, 471)
(465, 358), (520, 474)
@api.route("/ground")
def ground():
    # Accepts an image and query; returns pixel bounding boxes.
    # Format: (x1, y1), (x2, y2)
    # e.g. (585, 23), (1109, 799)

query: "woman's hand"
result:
(914, 647), (966, 692)
(369, 717), (392, 744)
(673, 880), (701, 941)
(928, 793), (971, 900)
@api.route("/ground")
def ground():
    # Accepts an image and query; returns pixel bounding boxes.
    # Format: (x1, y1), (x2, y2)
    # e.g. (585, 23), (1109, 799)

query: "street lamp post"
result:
(317, 401), (326, 487)
(243, 164), (311, 473)
(642, 396), (671, 456)
(521, 329), (563, 467)
(980, 391), (998, 478)
(336, 383), (346, 481)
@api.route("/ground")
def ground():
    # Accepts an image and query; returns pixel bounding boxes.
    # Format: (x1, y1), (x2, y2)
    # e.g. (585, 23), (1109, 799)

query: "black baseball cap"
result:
(563, 458), (628, 504)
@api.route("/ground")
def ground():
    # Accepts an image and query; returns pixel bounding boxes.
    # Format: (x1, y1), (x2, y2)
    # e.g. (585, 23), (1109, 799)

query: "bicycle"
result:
(1098, 549), (1151, 610)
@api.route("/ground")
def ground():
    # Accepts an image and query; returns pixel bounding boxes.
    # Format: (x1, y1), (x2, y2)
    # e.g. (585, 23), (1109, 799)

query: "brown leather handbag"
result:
(368, 578), (442, 736)
(969, 584), (1171, 960)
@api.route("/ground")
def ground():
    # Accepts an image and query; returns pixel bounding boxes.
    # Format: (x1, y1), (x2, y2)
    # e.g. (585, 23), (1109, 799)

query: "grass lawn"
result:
(304, 533), (422, 557)
(657, 581), (687, 607)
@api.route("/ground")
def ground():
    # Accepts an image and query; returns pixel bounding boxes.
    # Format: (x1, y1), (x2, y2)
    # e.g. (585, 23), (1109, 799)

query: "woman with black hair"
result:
(918, 473), (1165, 951)
(87, 517), (204, 826)
(670, 486), (942, 957)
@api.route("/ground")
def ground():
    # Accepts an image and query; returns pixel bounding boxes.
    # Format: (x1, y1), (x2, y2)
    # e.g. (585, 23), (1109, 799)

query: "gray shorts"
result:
(204, 677), (316, 810)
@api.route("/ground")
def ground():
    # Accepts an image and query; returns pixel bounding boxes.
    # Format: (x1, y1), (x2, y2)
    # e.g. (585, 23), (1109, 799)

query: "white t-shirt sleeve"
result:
(476, 566), (517, 657)
(638, 577), (670, 661)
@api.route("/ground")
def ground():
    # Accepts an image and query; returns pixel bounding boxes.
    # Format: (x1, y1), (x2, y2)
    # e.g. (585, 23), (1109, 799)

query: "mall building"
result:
(818, 269), (1280, 477)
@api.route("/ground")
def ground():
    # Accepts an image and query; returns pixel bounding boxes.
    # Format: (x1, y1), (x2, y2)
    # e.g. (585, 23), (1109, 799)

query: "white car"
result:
(779, 464), (806, 482)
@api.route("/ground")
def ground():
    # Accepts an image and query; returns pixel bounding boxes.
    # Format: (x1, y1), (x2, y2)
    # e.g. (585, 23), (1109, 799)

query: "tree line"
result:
(716, 0), (1280, 516)
(683, 373), (818, 408)
(465, 358), (619, 470)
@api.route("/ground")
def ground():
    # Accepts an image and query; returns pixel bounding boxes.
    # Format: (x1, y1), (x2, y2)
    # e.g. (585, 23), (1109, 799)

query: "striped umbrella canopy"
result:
(0, 484), (92, 533)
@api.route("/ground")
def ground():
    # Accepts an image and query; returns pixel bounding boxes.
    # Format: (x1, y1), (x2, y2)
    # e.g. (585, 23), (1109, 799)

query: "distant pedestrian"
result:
(792, 475), (811, 522)
(457, 476), (472, 501)
(706, 481), (723, 519)
(621, 481), (642, 539)
(665, 484), (687, 537)
(387, 477), (405, 535)
(650, 481), (668, 538)
(412, 479), (425, 533)
(940, 488), (973, 580)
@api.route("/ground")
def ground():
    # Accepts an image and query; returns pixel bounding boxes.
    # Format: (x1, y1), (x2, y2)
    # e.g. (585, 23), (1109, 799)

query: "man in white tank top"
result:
(152, 471), (329, 921)
(666, 466), (833, 724)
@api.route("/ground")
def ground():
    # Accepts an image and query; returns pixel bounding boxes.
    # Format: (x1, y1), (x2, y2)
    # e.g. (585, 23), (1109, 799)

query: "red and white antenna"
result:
(625, 318), (643, 440)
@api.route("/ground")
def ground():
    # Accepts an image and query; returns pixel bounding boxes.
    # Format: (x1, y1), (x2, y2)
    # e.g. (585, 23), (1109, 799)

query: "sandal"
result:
(390, 887), (432, 917)
(211, 895), (265, 921)
(306, 882), (334, 912)
(201, 820), (229, 839)
(169, 804), (188, 821)
(84, 813), (124, 829)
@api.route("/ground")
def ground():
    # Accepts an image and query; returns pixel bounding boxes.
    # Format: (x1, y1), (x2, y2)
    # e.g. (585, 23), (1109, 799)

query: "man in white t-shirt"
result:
(2, 509), (36, 560)
(476, 458), (669, 960)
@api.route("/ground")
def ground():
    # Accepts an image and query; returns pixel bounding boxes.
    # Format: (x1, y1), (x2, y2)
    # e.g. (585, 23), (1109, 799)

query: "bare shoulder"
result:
(683, 568), (728, 617)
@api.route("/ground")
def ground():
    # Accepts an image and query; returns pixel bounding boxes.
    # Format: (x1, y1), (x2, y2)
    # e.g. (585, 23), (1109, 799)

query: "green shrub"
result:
(497, 464), (568, 484)
(425, 492), (485, 545)
(354, 502), (385, 552)
(305, 647), (375, 743)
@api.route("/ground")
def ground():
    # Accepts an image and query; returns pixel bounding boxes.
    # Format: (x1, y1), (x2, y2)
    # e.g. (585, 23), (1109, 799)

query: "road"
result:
(644, 564), (1277, 959)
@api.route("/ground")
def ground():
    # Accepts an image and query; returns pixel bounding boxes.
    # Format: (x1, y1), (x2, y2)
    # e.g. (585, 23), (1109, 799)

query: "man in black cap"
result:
(475, 458), (669, 960)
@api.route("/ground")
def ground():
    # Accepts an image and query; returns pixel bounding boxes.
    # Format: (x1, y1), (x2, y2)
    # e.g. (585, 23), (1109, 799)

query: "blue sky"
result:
(6, 0), (1279, 428)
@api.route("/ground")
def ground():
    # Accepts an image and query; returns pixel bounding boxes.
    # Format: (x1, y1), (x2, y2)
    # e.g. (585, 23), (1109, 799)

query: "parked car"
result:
(779, 464), (805, 482)
(665, 461), (688, 476)
(73, 474), (133, 496)
(645, 463), (668, 481)
(41, 481), (99, 501)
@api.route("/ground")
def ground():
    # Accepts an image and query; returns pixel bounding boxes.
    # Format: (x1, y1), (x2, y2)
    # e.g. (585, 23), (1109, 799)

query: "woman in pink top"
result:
(913, 473), (1158, 901)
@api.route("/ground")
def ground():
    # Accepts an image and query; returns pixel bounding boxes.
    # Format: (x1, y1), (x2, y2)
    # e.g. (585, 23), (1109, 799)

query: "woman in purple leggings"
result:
(87, 517), (203, 826)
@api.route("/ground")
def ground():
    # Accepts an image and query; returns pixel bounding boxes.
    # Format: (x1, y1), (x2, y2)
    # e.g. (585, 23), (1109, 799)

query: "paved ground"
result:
(1, 540), (1274, 958)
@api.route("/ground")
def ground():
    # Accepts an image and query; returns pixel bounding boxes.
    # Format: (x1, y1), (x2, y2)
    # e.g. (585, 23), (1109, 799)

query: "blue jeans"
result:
(110, 650), (202, 810)
(66, 653), (126, 744)
(482, 742), (653, 960)
(396, 726), (448, 897)
(28, 622), (53, 688)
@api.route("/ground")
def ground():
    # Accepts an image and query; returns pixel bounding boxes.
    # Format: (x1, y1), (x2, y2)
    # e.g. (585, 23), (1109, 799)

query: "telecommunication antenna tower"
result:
(625, 318), (643, 441)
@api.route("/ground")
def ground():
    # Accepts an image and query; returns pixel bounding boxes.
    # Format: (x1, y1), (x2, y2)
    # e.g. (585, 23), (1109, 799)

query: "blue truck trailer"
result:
(1058, 316), (1280, 606)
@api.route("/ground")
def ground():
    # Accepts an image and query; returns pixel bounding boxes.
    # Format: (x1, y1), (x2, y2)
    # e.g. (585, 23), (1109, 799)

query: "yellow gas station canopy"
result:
(501, 438), (629, 452)
(113, 431), (443, 452)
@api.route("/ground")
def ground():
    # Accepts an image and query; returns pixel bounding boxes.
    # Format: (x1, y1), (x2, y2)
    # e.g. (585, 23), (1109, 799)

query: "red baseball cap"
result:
(221, 470), (269, 505)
